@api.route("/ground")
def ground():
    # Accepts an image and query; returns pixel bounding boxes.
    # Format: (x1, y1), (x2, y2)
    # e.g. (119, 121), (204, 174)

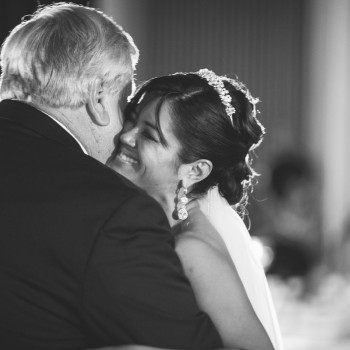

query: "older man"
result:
(0, 3), (222, 349)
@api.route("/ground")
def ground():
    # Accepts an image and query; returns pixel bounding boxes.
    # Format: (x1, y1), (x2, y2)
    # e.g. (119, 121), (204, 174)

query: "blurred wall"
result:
(302, 0), (350, 265)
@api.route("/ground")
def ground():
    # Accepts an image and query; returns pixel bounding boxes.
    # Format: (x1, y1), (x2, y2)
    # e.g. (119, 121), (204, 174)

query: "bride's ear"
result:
(179, 159), (213, 187)
(86, 78), (111, 126)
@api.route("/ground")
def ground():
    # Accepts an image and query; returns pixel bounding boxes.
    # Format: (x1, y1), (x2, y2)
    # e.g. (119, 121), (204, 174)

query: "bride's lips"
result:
(115, 147), (139, 165)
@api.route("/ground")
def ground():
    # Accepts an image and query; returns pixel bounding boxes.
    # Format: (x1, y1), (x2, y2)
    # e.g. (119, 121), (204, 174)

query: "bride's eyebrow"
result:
(144, 120), (169, 146)
(144, 121), (159, 133)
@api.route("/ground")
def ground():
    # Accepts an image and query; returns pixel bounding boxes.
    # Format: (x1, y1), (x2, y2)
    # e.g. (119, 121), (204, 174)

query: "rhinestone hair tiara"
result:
(196, 68), (259, 125)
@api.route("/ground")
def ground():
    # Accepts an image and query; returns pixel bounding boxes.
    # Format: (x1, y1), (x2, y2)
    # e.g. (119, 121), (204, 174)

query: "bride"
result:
(109, 69), (283, 350)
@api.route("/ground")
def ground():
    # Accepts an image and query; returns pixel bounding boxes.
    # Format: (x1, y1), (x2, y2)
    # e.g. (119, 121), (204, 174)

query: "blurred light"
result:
(252, 236), (274, 270)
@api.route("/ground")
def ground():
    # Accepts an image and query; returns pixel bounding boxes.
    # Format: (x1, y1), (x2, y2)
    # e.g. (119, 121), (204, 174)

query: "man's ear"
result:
(86, 78), (111, 126)
(179, 159), (213, 188)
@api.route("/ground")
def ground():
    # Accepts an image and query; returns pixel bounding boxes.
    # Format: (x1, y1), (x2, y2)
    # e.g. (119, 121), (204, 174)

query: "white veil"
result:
(197, 187), (283, 350)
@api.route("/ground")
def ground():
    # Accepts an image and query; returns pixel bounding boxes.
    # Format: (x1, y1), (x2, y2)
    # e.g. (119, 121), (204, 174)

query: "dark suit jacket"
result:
(0, 100), (222, 350)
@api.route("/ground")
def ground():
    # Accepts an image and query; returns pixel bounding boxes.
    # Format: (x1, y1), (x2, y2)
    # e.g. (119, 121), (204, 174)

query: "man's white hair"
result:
(0, 2), (139, 108)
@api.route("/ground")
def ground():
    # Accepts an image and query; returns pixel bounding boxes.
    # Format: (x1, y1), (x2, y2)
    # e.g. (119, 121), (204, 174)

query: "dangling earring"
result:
(176, 184), (189, 220)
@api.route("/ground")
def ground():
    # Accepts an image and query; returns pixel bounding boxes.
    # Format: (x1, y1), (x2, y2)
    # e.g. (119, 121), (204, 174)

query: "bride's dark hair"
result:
(124, 71), (265, 217)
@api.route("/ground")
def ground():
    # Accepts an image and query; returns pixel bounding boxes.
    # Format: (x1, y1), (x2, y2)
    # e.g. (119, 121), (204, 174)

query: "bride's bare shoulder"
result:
(175, 229), (234, 273)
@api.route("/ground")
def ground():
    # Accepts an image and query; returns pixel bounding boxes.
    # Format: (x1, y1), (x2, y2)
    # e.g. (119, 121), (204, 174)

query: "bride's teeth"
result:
(119, 152), (138, 164)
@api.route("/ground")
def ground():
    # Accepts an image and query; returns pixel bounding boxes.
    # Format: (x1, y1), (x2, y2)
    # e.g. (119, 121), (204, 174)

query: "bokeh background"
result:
(1, 1), (350, 349)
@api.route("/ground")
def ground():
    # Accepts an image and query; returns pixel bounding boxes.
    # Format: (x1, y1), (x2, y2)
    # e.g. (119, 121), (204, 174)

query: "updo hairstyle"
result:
(124, 71), (265, 216)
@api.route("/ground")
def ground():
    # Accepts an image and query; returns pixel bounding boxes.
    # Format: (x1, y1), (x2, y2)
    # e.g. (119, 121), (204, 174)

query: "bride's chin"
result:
(109, 155), (138, 173)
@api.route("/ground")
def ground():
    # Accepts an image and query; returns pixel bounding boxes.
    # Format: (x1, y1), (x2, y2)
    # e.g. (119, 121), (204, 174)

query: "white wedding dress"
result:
(197, 187), (283, 350)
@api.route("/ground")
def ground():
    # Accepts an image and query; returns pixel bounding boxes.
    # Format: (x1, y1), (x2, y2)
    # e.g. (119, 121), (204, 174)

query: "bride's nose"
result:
(120, 126), (138, 148)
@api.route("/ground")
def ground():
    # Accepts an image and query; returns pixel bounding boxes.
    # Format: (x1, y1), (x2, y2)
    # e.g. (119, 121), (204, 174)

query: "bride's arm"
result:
(175, 235), (273, 350)
(173, 206), (274, 350)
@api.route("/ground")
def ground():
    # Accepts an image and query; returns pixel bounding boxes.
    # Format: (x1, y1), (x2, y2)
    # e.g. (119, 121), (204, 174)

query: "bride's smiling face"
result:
(111, 97), (182, 199)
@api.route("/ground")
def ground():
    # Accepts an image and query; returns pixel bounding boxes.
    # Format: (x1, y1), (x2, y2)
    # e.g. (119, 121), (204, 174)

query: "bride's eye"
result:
(141, 130), (158, 143)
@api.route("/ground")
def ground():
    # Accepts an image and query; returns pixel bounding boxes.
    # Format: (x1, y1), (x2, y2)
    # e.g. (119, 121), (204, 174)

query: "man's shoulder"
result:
(77, 155), (145, 197)
(75, 155), (164, 217)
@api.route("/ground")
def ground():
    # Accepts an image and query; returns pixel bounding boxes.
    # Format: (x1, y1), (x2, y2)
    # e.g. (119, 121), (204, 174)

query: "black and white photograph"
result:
(1, 1), (349, 349)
